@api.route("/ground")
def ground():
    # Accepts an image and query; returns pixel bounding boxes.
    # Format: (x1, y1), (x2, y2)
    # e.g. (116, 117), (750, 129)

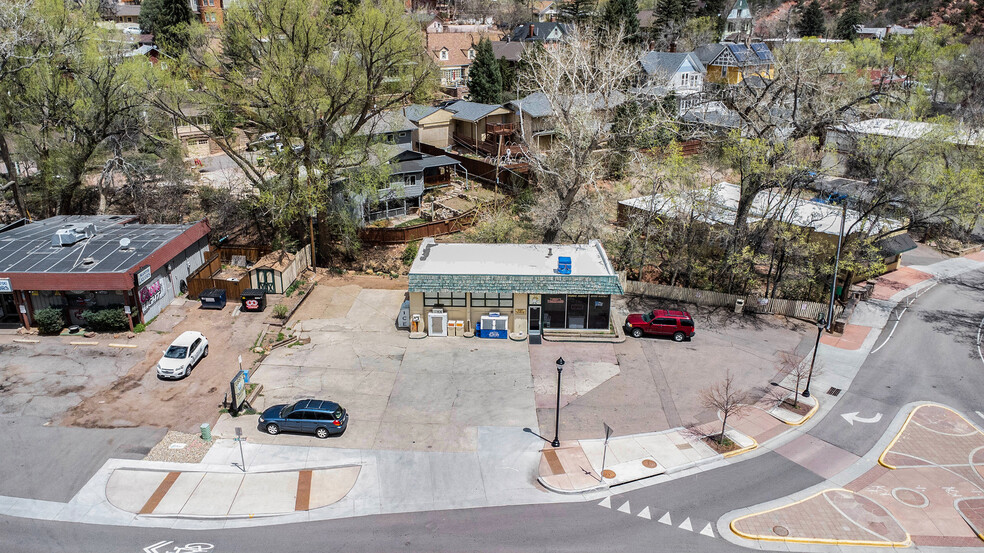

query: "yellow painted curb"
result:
(729, 488), (912, 548)
(70, 341), (99, 346)
(723, 437), (758, 458)
(783, 397), (819, 426)
(108, 343), (138, 349)
(13, 338), (40, 344)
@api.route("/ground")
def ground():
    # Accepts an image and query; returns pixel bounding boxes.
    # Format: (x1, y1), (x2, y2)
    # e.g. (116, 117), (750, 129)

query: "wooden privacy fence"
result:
(214, 245), (272, 263)
(186, 253), (251, 301)
(359, 209), (480, 245)
(622, 278), (841, 321)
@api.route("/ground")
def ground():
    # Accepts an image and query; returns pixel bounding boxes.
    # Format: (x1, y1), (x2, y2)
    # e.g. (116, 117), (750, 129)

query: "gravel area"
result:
(144, 430), (214, 463)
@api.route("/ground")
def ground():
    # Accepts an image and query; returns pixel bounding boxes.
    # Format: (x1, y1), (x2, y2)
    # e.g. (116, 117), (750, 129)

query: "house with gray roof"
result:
(506, 93), (555, 149)
(695, 42), (774, 85)
(637, 51), (706, 113)
(356, 145), (462, 222)
(510, 22), (570, 42)
(443, 100), (517, 156)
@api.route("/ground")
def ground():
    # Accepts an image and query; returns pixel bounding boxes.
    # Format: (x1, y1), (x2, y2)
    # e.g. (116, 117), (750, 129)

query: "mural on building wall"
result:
(139, 277), (167, 308)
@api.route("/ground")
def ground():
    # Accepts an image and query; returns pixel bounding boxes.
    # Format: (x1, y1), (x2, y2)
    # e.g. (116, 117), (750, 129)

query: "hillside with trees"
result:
(751, 0), (984, 38)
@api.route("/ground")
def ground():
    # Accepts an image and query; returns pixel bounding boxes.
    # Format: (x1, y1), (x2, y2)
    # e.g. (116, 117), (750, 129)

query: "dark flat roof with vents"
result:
(0, 215), (211, 290)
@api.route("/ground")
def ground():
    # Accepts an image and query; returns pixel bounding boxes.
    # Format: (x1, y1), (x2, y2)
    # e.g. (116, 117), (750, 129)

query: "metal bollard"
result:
(200, 422), (212, 441)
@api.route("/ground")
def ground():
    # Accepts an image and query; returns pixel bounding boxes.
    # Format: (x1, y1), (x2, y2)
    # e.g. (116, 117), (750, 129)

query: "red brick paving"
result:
(733, 404), (984, 546)
(869, 267), (933, 300)
(820, 324), (871, 350)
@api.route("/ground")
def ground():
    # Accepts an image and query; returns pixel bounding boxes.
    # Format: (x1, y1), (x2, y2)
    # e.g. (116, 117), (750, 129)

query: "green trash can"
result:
(200, 422), (212, 441)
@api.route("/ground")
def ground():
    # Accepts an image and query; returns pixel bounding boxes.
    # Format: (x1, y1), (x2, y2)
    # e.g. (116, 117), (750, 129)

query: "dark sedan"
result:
(258, 399), (348, 439)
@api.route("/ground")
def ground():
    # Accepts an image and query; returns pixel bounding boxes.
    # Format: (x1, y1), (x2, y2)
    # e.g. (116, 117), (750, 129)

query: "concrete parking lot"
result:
(226, 284), (537, 452)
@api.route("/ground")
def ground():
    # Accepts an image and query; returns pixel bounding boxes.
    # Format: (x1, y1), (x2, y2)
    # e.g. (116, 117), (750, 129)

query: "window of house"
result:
(467, 49), (475, 60)
(398, 131), (408, 138)
(721, 65), (727, 78)
(439, 48), (449, 61)
(471, 293), (513, 308)
(424, 292), (466, 307)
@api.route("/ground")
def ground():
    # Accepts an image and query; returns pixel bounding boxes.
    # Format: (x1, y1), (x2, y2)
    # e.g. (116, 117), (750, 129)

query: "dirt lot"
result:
(58, 297), (268, 433)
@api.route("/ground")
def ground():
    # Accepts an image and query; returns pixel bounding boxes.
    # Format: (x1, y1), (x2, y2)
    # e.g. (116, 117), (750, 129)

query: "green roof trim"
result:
(408, 274), (623, 295)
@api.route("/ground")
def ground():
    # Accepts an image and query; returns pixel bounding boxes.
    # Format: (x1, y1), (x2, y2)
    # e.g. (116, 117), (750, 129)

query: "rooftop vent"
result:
(50, 223), (96, 247)
(80, 257), (97, 266)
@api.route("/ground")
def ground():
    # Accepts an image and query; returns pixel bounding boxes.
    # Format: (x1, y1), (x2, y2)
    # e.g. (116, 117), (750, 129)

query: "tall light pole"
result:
(802, 315), (825, 398)
(551, 357), (565, 448)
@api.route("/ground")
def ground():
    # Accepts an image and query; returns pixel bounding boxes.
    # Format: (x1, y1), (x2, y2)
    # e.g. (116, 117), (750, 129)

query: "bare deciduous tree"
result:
(698, 370), (749, 445)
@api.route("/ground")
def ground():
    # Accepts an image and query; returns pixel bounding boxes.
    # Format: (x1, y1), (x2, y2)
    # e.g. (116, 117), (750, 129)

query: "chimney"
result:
(669, 41), (676, 53)
(529, 23), (535, 38)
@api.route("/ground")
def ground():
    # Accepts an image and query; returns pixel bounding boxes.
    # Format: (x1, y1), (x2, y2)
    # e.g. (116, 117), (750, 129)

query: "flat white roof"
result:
(620, 182), (893, 236)
(409, 238), (617, 277)
(833, 118), (984, 147)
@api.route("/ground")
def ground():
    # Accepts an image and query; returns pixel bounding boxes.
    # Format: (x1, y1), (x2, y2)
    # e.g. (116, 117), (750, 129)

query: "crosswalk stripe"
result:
(617, 501), (631, 514)
(637, 506), (651, 519)
(679, 517), (693, 532)
(658, 511), (672, 525)
(700, 522), (715, 537)
(598, 497), (611, 509)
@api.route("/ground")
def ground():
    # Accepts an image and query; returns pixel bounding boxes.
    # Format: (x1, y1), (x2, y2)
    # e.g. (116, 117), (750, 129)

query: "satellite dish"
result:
(119, 237), (131, 249)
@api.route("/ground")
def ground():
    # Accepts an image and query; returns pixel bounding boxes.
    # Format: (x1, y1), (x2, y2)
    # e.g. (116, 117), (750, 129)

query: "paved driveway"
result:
(230, 284), (537, 452)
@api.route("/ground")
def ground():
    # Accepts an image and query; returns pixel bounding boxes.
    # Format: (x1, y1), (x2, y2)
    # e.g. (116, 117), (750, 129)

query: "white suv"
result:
(157, 331), (208, 379)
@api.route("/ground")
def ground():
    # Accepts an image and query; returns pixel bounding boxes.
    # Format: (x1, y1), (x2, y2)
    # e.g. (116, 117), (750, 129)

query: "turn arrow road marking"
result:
(144, 541), (173, 553)
(841, 411), (883, 425)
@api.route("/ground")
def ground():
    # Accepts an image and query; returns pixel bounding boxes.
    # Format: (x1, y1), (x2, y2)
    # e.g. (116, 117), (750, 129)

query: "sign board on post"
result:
(230, 370), (247, 414)
(0, 278), (11, 293)
(135, 265), (152, 287)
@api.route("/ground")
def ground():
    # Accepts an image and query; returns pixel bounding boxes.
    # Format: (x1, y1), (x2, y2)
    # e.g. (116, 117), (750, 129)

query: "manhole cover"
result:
(772, 525), (789, 537)
(602, 469), (616, 479)
(642, 459), (658, 469)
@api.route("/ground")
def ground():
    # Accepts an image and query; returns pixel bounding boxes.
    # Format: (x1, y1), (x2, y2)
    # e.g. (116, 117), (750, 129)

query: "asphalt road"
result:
(1, 267), (982, 553)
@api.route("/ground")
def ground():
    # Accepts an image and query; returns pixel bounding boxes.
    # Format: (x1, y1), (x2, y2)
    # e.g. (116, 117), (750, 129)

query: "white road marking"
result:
(658, 511), (672, 525)
(871, 282), (938, 354)
(842, 412), (883, 425)
(977, 315), (984, 366)
(598, 497), (611, 509)
(143, 542), (172, 553)
(679, 517), (693, 531)
(976, 411), (984, 420)
(637, 506), (651, 519)
(700, 522), (715, 537)
(617, 501), (631, 514)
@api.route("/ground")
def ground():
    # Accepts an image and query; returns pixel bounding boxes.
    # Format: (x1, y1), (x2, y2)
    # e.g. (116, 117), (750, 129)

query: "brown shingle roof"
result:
(253, 250), (296, 273)
(425, 31), (503, 68)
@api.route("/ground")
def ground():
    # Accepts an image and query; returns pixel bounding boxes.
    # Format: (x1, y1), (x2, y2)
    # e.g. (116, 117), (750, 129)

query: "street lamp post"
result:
(551, 357), (565, 448)
(802, 315), (825, 398)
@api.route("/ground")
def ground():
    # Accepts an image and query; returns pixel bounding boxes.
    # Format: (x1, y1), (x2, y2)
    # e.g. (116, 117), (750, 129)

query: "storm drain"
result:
(827, 387), (842, 396)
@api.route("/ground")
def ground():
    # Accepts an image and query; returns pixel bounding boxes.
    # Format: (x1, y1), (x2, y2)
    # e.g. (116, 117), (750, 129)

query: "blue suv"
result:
(258, 399), (349, 439)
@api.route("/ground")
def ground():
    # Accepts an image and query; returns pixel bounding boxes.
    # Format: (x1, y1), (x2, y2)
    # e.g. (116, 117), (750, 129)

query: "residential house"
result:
(723, 0), (753, 41)
(695, 42), (774, 85)
(637, 51), (706, 113)
(195, 0), (223, 27)
(855, 25), (916, 40)
(509, 22), (570, 43)
(359, 110), (418, 148)
(425, 31), (502, 92)
(111, 2), (140, 26)
(444, 101), (517, 156)
(506, 93), (555, 150)
(492, 41), (526, 64)
(360, 146), (461, 222)
(404, 105), (453, 149)
(532, 0), (559, 21)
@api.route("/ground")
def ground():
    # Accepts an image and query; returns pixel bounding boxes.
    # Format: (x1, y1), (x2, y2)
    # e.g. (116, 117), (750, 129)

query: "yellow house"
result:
(695, 42), (774, 85)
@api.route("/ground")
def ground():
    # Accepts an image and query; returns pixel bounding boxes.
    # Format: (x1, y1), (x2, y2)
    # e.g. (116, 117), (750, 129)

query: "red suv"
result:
(624, 309), (695, 341)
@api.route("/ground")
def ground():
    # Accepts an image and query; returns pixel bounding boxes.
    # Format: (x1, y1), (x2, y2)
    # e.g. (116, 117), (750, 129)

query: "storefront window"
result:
(424, 292), (466, 307)
(567, 295), (588, 329)
(587, 294), (611, 329)
(470, 293), (513, 308)
(542, 294), (566, 329)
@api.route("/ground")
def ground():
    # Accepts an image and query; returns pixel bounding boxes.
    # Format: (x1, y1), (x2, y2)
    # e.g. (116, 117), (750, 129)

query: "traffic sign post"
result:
(600, 422), (614, 482)
(235, 427), (247, 473)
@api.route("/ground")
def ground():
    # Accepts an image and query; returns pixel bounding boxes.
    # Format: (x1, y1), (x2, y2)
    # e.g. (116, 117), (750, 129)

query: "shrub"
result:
(133, 323), (147, 333)
(34, 308), (65, 335)
(273, 303), (289, 319)
(81, 307), (129, 332)
(402, 241), (420, 266)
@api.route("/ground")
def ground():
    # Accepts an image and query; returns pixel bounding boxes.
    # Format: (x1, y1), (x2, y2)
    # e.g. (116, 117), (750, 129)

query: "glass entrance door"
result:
(528, 306), (541, 335)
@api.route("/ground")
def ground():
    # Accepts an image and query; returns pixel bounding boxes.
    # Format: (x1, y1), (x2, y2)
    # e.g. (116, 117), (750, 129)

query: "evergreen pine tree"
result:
(139, 0), (194, 53)
(796, 0), (826, 38)
(833, 4), (863, 40)
(654, 0), (695, 30)
(558, 0), (596, 24)
(600, 0), (640, 42)
(468, 37), (502, 105)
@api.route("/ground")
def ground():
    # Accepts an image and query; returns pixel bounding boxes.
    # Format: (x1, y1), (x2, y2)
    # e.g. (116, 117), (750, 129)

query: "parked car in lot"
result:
(156, 331), (208, 379)
(259, 399), (349, 439)
(624, 309), (695, 341)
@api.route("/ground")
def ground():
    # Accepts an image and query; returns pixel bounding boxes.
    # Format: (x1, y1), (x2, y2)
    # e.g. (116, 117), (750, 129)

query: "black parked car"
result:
(258, 399), (349, 439)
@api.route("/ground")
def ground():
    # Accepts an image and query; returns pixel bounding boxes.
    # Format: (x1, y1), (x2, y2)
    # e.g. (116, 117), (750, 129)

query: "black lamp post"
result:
(802, 315), (826, 398)
(551, 357), (565, 447)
